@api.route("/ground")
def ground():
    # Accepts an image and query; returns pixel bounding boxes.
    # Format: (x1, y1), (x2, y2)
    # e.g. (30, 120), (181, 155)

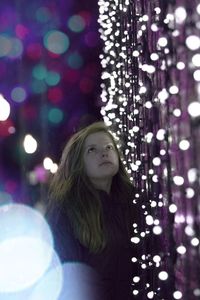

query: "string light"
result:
(98, 0), (200, 298)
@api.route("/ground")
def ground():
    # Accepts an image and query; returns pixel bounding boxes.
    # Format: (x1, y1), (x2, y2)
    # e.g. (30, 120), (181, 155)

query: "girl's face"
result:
(83, 131), (119, 193)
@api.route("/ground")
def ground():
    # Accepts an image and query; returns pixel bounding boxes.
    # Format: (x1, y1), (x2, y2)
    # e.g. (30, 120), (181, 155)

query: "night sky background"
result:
(0, 0), (103, 206)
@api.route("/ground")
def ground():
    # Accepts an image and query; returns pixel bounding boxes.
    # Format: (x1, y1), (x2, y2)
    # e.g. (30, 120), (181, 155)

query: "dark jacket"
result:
(47, 189), (137, 300)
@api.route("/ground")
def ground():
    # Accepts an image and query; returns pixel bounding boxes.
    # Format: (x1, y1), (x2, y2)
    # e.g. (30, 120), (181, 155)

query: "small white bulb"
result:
(158, 271), (168, 280)
(173, 291), (182, 299)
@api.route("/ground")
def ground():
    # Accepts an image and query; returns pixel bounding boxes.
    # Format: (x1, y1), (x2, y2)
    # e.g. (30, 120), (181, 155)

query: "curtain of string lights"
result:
(98, 0), (200, 299)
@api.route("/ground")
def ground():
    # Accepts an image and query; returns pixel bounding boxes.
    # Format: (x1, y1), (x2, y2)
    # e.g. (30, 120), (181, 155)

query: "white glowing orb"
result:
(132, 257), (137, 263)
(133, 109), (139, 115)
(175, 7), (187, 24)
(145, 215), (154, 225)
(186, 187), (195, 199)
(142, 15), (149, 21)
(176, 61), (185, 70)
(197, 4), (200, 14)
(145, 101), (152, 109)
(0, 94), (10, 121)
(173, 290), (182, 299)
(188, 168), (198, 183)
(135, 160), (142, 166)
(133, 276), (140, 283)
(179, 139), (190, 150)
(186, 35), (200, 50)
(194, 289), (200, 297)
(150, 201), (157, 207)
(139, 86), (147, 94)
(43, 157), (53, 170)
(50, 163), (58, 174)
(154, 219), (160, 225)
(151, 23), (158, 32)
(154, 7), (161, 14)
(0, 238), (52, 293)
(193, 69), (200, 81)
(131, 237), (140, 244)
(149, 169), (154, 175)
(173, 176), (184, 186)
(147, 291), (154, 299)
(191, 237), (199, 247)
(23, 134), (38, 154)
(192, 54), (200, 67)
(0, 249), (63, 300)
(158, 89), (169, 102)
(133, 290), (139, 295)
(150, 53), (159, 61)
(0, 204), (53, 293)
(173, 108), (181, 117)
(176, 245), (186, 255)
(152, 157), (161, 166)
(153, 225), (162, 235)
(175, 214), (185, 224)
(156, 129), (166, 140)
(153, 255), (161, 263)
(186, 215), (193, 224)
(169, 85), (179, 94)
(188, 101), (200, 118)
(141, 263), (147, 269)
(185, 225), (194, 237)
(158, 271), (168, 280)
(132, 50), (139, 57)
(28, 250), (63, 300)
(152, 175), (158, 183)
(169, 204), (177, 213)
(159, 150), (165, 156)
(147, 65), (156, 74)
(158, 37), (168, 47)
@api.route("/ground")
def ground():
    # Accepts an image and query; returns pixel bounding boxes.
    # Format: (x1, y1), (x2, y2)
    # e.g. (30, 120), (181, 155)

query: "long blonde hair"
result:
(47, 122), (133, 253)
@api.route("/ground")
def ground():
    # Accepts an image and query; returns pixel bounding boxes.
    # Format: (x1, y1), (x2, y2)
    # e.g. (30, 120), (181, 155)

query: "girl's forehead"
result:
(84, 132), (113, 146)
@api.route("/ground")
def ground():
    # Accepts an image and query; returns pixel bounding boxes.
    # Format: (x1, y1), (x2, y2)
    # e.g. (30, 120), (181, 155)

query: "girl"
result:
(46, 122), (137, 299)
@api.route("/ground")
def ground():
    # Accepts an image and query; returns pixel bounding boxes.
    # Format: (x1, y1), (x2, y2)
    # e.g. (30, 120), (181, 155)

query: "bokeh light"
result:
(32, 64), (47, 80)
(28, 250), (63, 300)
(26, 43), (42, 60)
(67, 52), (83, 69)
(45, 71), (61, 86)
(44, 30), (70, 55)
(0, 35), (12, 57)
(11, 86), (27, 103)
(36, 6), (52, 23)
(0, 203), (53, 293)
(68, 15), (86, 32)
(7, 37), (23, 58)
(0, 94), (10, 121)
(48, 108), (64, 124)
(23, 134), (38, 154)
(47, 87), (63, 103)
(31, 80), (47, 94)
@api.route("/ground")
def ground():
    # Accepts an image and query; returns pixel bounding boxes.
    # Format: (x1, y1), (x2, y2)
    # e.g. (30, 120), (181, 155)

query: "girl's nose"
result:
(100, 147), (108, 156)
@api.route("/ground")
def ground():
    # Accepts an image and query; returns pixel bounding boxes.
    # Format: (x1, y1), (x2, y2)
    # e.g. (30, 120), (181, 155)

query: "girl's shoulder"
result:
(46, 203), (84, 262)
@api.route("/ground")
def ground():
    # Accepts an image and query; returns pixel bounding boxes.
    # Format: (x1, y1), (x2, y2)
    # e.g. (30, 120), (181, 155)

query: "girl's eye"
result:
(106, 144), (114, 150)
(88, 147), (96, 153)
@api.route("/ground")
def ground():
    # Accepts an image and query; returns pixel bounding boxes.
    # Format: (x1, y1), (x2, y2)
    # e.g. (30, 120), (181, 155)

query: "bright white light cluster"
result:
(0, 94), (10, 121)
(98, 0), (200, 298)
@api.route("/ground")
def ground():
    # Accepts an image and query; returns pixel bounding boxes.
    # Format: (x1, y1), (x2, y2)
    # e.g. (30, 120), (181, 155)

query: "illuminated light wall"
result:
(98, 0), (200, 299)
(0, 1), (102, 204)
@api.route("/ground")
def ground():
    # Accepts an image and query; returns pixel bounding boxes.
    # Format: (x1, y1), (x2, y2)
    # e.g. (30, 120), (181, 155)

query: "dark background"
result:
(0, 0), (103, 205)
